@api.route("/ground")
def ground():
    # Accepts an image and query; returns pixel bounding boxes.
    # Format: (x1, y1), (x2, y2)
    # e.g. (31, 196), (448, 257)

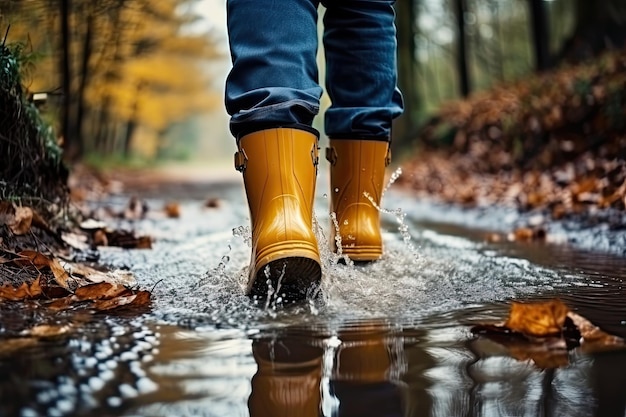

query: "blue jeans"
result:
(225, 0), (404, 141)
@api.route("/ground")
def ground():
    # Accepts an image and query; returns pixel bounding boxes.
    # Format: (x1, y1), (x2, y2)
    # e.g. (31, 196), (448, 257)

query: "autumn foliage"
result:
(3, 0), (221, 161)
(399, 48), (626, 221)
(472, 299), (625, 368)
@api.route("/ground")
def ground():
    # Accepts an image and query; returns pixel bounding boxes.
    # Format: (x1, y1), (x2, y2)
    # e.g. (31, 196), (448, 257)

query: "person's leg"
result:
(322, 0), (403, 140)
(322, 0), (404, 261)
(226, 0), (322, 138)
(226, 0), (323, 299)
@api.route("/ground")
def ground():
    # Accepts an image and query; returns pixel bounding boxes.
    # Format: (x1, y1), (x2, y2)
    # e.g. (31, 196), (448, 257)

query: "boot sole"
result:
(248, 242), (321, 301)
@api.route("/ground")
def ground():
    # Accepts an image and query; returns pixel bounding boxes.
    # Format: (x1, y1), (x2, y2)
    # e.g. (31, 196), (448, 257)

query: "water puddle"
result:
(2, 176), (626, 416)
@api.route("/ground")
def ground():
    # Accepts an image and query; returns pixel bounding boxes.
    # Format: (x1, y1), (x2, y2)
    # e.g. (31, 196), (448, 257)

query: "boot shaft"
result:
(235, 128), (322, 299)
(327, 139), (390, 261)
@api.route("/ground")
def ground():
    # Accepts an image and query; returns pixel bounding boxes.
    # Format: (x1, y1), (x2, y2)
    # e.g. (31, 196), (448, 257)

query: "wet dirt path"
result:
(2, 170), (626, 417)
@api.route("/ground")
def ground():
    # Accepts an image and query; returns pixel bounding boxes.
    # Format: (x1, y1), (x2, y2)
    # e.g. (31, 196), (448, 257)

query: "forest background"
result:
(1, 0), (625, 167)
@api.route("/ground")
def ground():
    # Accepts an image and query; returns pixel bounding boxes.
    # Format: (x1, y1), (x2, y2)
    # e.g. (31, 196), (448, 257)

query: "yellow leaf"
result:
(504, 300), (569, 337)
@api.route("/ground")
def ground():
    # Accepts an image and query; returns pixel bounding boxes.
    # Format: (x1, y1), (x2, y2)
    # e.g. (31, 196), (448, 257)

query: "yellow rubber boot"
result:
(235, 128), (322, 299)
(326, 139), (390, 261)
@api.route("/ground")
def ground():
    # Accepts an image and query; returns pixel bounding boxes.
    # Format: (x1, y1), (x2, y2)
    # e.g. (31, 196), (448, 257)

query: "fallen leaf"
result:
(0, 276), (45, 300)
(30, 209), (51, 232)
(505, 300), (569, 337)
(471, 299), (626, 369)
(28, 275), (43, 298)
(48, 258), (73, 291)
(0, 283), (31, 300)
(57, 261), (137, 287)
(46, 296), (74, 311)
(74, 282), (127, 301)
(204, 198), (221, 208)
(23, 324), (72, 338)
(105, 230), (152, 249)
(163, 202), (180, 218)
(16, 250), (52, 269)
(135, 236), (152, 249)
(93, 290), (151, 312)
(567, 311), (624, 350)
(93, 229), (108, 246)
(9, 207), (33, 235)
(61, 232), (89, 251)
(0, 338), (38, 357)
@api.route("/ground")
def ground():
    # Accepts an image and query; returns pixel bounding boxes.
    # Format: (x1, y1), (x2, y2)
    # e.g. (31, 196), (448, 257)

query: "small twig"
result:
(2, 25), (10, 47)
(150, 279), (163, 293)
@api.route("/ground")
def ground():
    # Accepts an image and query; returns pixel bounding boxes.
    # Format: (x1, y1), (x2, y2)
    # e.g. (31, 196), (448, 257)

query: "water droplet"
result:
(323, 193), (328, 198)
(343, 220), (349, 225)
(334, 188), (339, 192)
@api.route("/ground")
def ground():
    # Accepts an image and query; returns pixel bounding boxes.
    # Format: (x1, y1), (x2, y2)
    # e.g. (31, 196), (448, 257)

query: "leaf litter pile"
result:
(0, 173), (156, 320)
(398, 48), (626, 242)
(472, 299), (625, 369)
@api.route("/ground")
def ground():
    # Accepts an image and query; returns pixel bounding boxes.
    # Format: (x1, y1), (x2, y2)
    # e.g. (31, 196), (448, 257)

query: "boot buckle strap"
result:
(234, 149), (248, 172)
(325, 147), (337, 165)
(311, 144), (319, 175)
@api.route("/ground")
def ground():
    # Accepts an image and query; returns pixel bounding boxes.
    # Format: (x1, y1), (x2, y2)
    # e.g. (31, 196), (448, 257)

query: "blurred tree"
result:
(394, 0), (423, 148)
(560, 0), (626, 63)
(2, 0), (222, 162)
(454, 0), (470, 96)
(528, 0), (550, 71)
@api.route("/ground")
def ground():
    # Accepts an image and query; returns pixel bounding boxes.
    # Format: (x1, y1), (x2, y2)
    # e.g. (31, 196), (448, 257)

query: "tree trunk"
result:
(529, 0), (550, 71)
(561, 0), (626, 63)
(393, 0), (423, 149)
(75, 13), (93, 153)
(454, 0), (470, 97)
(60, 0), (78, 161)
(123, 118), (137, 157)
(94, 99), (111, 154)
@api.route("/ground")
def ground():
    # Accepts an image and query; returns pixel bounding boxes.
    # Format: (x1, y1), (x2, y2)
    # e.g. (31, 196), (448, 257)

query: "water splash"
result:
(232, 225), (251, 247)
(364, 166), (420, 262)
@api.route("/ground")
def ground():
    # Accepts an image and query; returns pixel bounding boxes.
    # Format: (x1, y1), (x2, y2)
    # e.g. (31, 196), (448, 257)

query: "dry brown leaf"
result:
(93, 229), (108, 246)
(74, 282), (127, 301)
(509, 227), (547, 242)
(16, 250), (52, 269)
(135, 236), (152, 249)
(0, 283), (31, 300)
(0, 276), (44, 300)
(472, 299), (626, 369)
(163, 202), (181, 218)
(505, 300), (569, 337)
(28, 275), (43, 298)
(105, 230), (152, 249)
(48, 258), (72, 291)
(204, 198), (221, 208)
(54, 261), (137, 288)
(567, 311), (625, 349)
(46, 296), (74, 311)
(0, 338), (38, 357)
(30, 209), (50, 232)
(24, 324), (72, 338)
(9, 206), (33, 235)
(61, 232), (89, 251)
(93, 290), (151, 312)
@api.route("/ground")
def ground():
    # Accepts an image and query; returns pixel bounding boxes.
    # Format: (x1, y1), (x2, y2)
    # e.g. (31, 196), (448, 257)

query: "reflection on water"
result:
(127, 314), (626, 417)
(3, 185), (626, 416)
